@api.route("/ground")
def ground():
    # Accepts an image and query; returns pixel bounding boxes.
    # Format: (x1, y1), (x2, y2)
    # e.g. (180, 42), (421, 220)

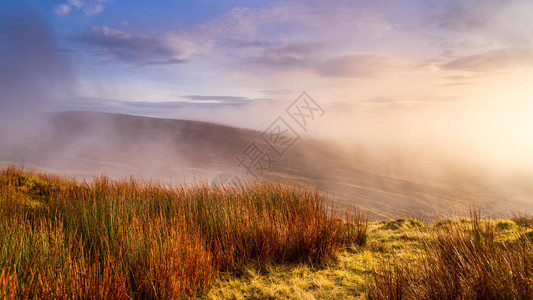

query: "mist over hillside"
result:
(1, 111), (531, 220)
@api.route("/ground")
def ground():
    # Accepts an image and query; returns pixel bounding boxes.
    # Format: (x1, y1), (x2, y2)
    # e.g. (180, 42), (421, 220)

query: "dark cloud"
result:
(74, 26), (193, 65)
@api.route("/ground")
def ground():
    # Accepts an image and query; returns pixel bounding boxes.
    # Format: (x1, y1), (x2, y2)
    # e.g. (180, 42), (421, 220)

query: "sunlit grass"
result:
(0, 166), (366, 299)
(2, 165), (531, 299)
(208, 213), (533, 299)
(368, 211), (533, 299)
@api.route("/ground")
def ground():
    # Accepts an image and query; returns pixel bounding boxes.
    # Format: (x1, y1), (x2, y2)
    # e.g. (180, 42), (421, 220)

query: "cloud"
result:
(52, 95), (274, 117)
(315, 53), (397, 78)
(174, 1), (396, 74)
(54, 0), (109, 16)
(267, 42), (325, 56)
(442, 48), (533, 72)
(236, 41), (329, 75)
(180, 95), (251, 104)
(214, 0), (533, 77)
(259, 89), (292, 95)
(74, 26), (195, 65)
(143, 58), (188, 66)
(53, 4), (71, 15)
(227, 40), (276, 48)
(433, 0), (533, 57)
(68, 1), (397, 73)
(245, 50), (400, 78)
(84, 4), (103, 16)
(205, 1), (392, 39)
(64, 0), (533, 114)
(247, 53), (307, 69)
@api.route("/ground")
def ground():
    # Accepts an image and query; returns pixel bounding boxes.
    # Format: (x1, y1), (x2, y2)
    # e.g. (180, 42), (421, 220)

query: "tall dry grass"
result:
(0, 166), (366, 299)
(368, 211), (533, 299)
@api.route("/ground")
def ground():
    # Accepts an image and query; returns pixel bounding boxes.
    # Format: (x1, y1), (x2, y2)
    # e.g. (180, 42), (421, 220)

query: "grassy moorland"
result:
(208, 214), (533, 299)
(2, 166), (533, 299)
(0, 166), (366, 299)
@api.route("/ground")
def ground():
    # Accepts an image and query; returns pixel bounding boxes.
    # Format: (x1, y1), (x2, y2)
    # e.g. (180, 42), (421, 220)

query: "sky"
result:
(1, 0), (533, 174)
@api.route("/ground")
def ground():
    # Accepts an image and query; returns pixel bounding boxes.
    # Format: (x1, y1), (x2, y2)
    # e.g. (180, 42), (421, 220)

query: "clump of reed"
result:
(0, 166), (366, 299)
(368, 211), (533, 299)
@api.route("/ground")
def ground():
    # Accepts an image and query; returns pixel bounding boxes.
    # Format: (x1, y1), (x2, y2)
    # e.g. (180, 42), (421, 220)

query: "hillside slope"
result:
(0, 111), (531, 219)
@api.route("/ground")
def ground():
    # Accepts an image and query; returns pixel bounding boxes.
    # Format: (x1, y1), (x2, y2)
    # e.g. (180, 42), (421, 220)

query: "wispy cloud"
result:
(180, 95), (252, 104)
(61, 0), (533, 114)
(52, 95), (274, 117)
(314, 53), (399, 78)
(53, 5), (71, 16)
(54, 0), (108, 16)
(442, 48), (533, 72)
(259, 89), (292, 95)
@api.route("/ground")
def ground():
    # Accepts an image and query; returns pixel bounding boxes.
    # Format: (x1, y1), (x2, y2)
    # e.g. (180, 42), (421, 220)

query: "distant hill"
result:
(1, 111), (531, 219)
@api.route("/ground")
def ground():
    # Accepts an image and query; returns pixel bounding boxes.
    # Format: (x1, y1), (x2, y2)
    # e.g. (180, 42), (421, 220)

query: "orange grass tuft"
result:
(0, 166), (366, 298)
